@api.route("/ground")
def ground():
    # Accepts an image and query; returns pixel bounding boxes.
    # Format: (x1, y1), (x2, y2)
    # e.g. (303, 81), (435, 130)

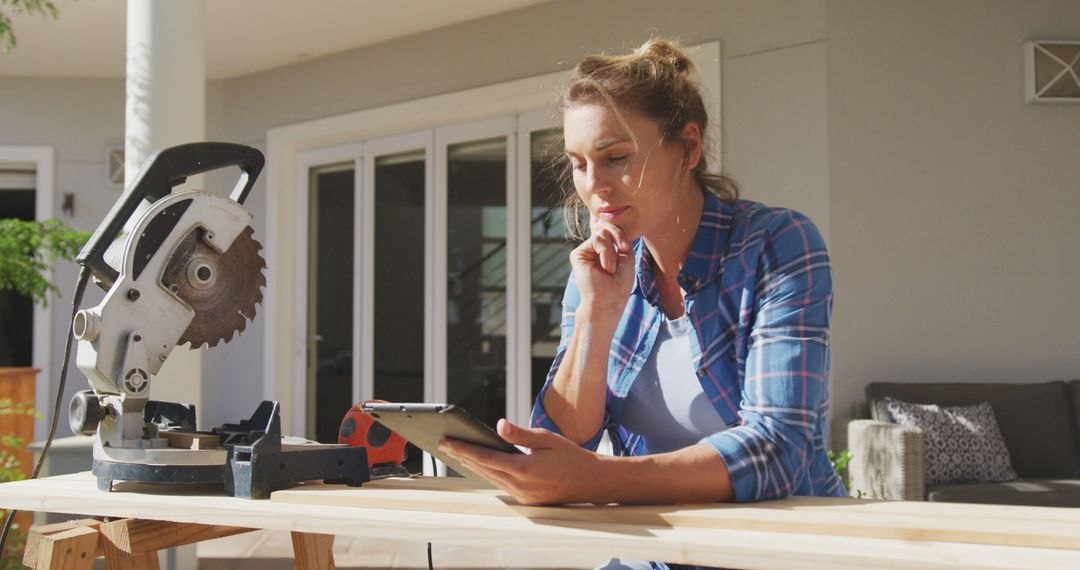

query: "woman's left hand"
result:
(438, 419), (602, 506)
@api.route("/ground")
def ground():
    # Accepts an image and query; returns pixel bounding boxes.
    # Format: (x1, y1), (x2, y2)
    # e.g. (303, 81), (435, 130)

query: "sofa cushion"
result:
(883, 398), (1018, 486)
(1068, 380), (1080, 457)
(866, 381), (1080, 478)
(927, 479), (1080, 507)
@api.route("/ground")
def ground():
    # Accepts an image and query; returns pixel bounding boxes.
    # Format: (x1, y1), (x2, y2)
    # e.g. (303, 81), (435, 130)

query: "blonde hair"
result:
(556, 38), (738, 239)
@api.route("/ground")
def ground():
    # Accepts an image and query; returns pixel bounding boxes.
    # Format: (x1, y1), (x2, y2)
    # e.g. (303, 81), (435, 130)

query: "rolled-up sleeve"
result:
(701, 209), (832, 501)
(529, 275), (607, 451)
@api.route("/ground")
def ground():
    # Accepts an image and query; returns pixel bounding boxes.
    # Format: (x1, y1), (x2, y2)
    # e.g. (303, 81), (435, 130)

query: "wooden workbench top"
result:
(1, 472), (1078, 569)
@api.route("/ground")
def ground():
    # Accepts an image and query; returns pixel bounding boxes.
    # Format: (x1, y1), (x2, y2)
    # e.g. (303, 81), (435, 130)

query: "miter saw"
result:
(68, 142), (368, 498)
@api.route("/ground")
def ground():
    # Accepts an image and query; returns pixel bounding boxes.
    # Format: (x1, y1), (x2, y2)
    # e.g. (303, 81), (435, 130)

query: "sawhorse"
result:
(22, 519), (336, 570)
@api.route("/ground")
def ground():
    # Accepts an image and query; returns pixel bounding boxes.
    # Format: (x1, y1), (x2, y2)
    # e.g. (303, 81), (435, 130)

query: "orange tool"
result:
(338, 400), (410, 478)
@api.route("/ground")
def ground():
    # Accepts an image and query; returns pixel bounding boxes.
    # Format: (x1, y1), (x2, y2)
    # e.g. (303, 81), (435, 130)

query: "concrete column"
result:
(124, 3), (206, 569)
(124, 0), (205, 411)
(125, 0), (206, 180)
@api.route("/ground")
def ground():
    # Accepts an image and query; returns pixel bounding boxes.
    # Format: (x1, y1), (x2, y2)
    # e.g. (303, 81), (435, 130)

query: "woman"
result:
(440, 38), (845, 508)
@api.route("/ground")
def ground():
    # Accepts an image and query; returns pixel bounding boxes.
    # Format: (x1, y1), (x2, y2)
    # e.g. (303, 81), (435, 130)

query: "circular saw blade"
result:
(161, 225), (266, 349)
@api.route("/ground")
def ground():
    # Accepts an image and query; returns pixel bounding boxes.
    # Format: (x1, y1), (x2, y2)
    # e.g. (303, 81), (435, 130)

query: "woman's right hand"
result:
(570, 217), (636, 316)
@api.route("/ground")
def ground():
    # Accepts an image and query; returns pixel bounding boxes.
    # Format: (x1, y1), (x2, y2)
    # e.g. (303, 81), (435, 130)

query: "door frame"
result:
(0, 145), (55, 441)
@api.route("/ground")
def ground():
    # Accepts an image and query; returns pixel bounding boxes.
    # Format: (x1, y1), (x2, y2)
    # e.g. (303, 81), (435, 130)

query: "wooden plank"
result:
(35, 525), (98, 570)
(3, 472), (1080, 569)
(24, 520), (102, 568)
(291, 532), (335, 570)
(98, 518), (253, 553)
(271, 479), (1080, 551)
(362, 475), (496, 492)
(159, 431), (220, 450)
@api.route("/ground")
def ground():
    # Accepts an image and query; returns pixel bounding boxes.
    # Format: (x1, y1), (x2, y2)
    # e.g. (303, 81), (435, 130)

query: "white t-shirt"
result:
(619, 314), (729, 454)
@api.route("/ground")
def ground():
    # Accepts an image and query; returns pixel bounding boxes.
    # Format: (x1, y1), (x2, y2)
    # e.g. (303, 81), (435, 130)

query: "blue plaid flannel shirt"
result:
(531, 192), (847, 503)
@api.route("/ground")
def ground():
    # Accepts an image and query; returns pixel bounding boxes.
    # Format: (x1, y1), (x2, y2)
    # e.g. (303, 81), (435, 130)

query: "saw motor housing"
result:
(73, 189), (254, 466)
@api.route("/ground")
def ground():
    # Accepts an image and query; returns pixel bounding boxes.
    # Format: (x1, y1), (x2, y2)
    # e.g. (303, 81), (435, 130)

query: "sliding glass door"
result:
(299, 113), (575, 449)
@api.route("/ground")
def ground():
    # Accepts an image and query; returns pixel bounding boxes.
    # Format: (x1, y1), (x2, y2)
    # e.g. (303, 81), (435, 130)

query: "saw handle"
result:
(77, 142), (265, 286)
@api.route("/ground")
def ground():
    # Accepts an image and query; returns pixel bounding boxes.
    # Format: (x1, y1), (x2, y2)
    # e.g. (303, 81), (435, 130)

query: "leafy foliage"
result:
(828, 448), (865, 499)
(0, 218), (89, 306)
(0, 0), (57, 52)
(828, 448), (852, 482)
(0, 398), (36, 568)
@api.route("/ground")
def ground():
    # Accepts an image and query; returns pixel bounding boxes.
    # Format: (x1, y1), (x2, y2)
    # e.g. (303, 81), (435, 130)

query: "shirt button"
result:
(697, 368), (706, 377)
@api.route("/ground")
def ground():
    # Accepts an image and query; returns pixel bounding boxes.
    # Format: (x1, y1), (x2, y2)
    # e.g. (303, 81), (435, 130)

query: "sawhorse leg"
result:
(24, 521), (100, 570)
(24, 519), (254, 570)
(290, 532), (335, 570)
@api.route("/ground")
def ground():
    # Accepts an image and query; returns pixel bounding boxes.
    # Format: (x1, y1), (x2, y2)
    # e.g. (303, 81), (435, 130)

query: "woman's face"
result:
(562, 103), (695, 241)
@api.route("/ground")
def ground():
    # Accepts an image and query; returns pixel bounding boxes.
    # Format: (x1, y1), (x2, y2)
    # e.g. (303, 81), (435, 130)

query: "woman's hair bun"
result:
(637, 38), (695, 75)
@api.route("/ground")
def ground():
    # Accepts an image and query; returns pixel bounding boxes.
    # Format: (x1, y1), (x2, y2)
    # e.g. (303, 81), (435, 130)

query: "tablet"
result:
(359, 403), (521, 479)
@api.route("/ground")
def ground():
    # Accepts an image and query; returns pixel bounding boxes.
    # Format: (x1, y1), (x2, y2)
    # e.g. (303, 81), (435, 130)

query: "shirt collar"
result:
(634, 192), (733, 303)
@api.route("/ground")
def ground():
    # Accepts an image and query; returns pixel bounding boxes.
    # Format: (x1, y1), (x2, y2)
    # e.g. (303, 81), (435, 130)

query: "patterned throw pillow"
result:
(883, 397), (1019, 486)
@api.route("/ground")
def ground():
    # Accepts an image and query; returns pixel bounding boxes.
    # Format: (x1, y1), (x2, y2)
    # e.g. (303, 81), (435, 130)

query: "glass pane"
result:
(447, 137), (507, 429)
(307, 164), (354, 443)
(529, 129), (577, 401)
(373, 150), (425, 405)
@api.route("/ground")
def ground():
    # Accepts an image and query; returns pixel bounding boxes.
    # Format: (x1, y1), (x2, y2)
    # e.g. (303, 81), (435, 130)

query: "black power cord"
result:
(0, 266), (91, 559)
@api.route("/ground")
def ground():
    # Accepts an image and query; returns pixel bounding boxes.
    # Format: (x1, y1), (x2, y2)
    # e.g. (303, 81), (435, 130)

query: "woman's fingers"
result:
(592, 235), (617, 273)
(440, 440), (522, 494)
(590, 218), (631, 253)
(576, 220), (631, 275)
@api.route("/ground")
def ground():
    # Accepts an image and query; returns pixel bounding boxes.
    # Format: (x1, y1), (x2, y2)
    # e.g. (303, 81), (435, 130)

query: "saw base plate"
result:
(93, 400), (370, 499)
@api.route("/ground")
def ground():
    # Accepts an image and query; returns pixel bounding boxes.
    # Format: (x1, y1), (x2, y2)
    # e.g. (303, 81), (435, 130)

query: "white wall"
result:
(725, 41), (830, 241)
(221, 0), (825, 145)
(826, 0), (1080, 422)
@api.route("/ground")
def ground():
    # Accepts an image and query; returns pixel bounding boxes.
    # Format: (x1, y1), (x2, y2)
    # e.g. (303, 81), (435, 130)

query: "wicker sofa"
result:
(847, 380), (1080, 506)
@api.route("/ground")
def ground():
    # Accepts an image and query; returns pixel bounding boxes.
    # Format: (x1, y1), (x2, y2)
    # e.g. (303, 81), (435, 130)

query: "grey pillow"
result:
(883, 397), (1018, 486)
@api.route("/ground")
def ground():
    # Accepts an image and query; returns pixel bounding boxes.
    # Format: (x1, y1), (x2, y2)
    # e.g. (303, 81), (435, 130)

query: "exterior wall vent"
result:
(107, 146), (125, 186)
(1025, 41), (1080, 103)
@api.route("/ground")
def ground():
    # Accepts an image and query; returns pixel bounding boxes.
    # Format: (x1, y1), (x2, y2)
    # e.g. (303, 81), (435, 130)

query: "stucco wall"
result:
(826, 0), (1080, 425)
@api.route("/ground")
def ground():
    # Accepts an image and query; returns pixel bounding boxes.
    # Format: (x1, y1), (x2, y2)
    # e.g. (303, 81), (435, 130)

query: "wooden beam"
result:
(24, 520), (102, 568)
(98, 519), (253, 554)
(101, 541), (159, 570)
(290, 532), (335, 570)
(34, 525), (99, 570)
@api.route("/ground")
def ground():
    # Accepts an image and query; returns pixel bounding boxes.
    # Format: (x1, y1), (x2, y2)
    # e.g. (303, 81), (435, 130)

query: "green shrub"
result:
(0, 218), (89, 306)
